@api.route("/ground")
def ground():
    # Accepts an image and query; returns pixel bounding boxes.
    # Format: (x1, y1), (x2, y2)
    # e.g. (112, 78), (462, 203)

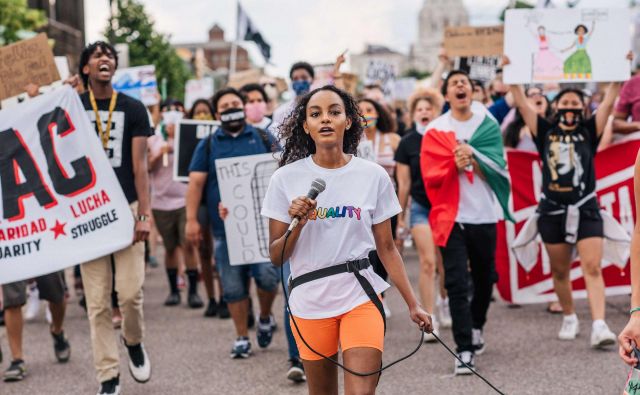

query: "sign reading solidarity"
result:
(0, 86), (134, 284)
(496, 142), (637, 304)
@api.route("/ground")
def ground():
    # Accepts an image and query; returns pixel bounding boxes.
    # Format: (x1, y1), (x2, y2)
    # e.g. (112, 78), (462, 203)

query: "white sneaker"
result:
(590, 320), (616, 349)
(558, 314), (579, 340)
(453, 351), (475, 375)
(382, 299), (391, 318)
(472, 328), (486, 355)
(438, 297), (452, 328)
(423, 319), (439, 343)
(24, 285), (40, 321)
(123, 339), (151, 383)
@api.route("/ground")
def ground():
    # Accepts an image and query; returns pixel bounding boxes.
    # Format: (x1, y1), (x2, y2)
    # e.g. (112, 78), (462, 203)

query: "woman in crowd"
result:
(504, 86), (552, 152)
(395, 88), (452, 341)
(262, 85), (431, 395)
(509, 62), (621, 347)
(357, 98), (401, 316)
(240, 83), (273, 131)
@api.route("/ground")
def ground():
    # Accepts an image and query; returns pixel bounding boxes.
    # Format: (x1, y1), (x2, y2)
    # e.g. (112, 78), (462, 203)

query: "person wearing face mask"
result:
(395, 88), (452, 341)
(185, 87), (280, 360)
(271, 62), (315, 136)
(240, 83), (272, 130)
(509, 65), (623, 348)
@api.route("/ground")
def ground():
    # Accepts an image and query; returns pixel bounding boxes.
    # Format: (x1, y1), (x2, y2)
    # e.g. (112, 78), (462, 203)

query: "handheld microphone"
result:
(286, 178), (326, 234)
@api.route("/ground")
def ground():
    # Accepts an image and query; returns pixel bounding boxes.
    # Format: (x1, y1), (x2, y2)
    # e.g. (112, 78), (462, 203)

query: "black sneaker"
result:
(204, 298), (218, 317)
(122, 338), (151, 383)
(3, 359), (27, 382)
(454, 351), (475, 375)
(287, 358), (306, 383)
(164, 292), (181, 306)
(248, 299), (255, 329)
(188, 293), (204, 309)
(0, 309), (5, 326)
(230, 337), (252, 359)
(97, 375), (120, 395)
(218, 300), (231, 319)
(257, 315), (277, 348)
(51, 330), (71, 363)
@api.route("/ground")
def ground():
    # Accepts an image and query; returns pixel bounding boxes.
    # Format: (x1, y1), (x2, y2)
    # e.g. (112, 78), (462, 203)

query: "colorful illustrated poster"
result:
(504, 8), (631, 84)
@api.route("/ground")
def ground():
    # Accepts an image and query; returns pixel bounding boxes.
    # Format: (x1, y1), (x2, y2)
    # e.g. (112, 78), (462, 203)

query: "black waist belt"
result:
(288, 257), (386, 332)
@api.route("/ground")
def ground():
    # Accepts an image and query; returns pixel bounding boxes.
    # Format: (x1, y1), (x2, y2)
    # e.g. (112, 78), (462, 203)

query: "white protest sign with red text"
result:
(0, 86), (134, 284)
(496, 142), (637, 304)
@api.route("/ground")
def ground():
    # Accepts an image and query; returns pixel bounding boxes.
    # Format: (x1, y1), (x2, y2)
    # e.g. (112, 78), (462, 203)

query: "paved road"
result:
(0, 248), (631, 394)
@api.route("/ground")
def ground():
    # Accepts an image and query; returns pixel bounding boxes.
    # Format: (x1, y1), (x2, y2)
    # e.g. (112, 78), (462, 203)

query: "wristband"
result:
(630, 307), (640, 315)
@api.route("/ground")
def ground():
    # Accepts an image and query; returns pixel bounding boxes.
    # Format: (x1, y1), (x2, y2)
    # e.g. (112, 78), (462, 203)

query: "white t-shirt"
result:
(261, 156), (400, 319)
(448, 111), (499, 224)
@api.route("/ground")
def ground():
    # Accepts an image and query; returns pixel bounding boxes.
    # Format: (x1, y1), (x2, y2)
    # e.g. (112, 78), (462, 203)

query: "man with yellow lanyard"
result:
(68, 41), (153, 395)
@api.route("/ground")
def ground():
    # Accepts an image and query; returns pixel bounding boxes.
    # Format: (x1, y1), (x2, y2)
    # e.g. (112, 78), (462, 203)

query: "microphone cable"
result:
(280, 232), (506, 394)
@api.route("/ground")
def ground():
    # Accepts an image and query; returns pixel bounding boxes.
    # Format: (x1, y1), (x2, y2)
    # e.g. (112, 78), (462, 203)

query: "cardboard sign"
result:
(454, 56), (501, 82)
(496, 142), (637, 304)
(173, 120), (220, 182)
(112, 65), (159, 106)
(184, 78), (214, 110)
(504, 8), (631, 83)
(216, 153), (278, 265)
(444, 25), (504, 57)
(0, 86), (134, 284)
(227, 69), (263, 89)
(0, 34), (60, 101)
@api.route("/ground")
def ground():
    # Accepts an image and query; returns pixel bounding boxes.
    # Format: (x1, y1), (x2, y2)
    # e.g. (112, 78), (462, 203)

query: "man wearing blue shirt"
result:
(185, 88), (279, 359)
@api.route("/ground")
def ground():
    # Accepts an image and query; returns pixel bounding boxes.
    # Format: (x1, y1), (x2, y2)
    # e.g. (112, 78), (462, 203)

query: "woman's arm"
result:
(509, 84), (539, 137)
(372, 219), (432, 330)
(596, 82), (621, 137)
(618, 150), (640, 365)
(268, 196), (317, 266)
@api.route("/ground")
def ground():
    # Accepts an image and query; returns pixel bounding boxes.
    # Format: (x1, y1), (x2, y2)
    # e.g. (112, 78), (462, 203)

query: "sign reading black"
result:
(173, 120), (220, 182)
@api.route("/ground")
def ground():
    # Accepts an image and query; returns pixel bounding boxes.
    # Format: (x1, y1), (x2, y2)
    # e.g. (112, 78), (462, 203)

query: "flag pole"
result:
(229, 0), (239, 76)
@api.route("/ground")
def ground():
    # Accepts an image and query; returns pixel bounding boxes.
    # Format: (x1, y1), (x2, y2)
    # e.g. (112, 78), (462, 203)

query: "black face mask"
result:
(557, 108), (583, 127)
(220, 108), (246, 133)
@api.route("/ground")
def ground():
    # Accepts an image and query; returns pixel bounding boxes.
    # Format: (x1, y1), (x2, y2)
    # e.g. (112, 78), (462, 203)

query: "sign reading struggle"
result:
(0, 86), (134, 284)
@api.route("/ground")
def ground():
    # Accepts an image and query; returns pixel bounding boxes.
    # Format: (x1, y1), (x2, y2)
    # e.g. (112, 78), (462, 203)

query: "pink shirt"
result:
(148, 135), (187, 211)
(616, 74), (640, 122)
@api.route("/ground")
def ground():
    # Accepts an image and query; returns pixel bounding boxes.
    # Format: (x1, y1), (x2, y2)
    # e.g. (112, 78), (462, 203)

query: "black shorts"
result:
(2, 271), (66, 309)
(537, 210), (603, 244)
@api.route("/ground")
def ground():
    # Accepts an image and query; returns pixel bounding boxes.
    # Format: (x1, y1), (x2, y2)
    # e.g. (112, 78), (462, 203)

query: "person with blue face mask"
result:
(270, 62), (316, 141)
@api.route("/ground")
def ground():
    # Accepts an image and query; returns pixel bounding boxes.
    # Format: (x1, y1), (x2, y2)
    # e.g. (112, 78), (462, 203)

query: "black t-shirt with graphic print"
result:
(535, 114), (599, 208)
(80, 92), (152, 203)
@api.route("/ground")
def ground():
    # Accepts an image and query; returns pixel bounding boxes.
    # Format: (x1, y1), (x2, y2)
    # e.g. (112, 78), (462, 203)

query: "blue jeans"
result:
(410, 200), (430, 229)
(214, 237), (279, 303)
(282, 262), (300, 360)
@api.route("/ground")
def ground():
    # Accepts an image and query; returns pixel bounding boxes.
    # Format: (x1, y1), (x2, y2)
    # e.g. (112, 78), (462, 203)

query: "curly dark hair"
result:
(358, 98), (395, 133)
(79, 41), (119, 88)
(277, 85), (363, 167)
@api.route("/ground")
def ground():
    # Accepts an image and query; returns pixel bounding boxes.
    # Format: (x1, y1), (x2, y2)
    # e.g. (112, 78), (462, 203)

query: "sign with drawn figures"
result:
(0, 86), (134, 284)
(216, 153), (278, 265)
(496, 141), (637, 304)
(112, 65), (159, 106)
(504, 8), (631, 83)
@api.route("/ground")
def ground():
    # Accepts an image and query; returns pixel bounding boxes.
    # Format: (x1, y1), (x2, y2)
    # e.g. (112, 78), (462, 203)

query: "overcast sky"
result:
(84, 0), (625, 78)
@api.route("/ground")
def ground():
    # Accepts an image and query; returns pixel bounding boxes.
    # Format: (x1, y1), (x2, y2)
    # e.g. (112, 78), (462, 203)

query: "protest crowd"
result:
(5, 1), (640, 394)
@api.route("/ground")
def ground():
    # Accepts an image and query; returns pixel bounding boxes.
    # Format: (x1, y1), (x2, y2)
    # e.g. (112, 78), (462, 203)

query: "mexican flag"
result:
(421, 108), (514, 246)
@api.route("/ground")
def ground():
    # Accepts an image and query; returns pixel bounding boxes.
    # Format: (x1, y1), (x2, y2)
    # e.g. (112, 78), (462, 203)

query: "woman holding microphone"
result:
(261, 85), (431, 394)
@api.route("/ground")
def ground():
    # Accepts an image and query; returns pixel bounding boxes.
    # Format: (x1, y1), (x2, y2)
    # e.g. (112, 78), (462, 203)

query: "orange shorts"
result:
(290, 299), (384, 361)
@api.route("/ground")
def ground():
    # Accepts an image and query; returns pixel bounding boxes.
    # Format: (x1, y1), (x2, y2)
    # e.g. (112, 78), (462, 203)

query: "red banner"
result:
(496, 140), (638, 303)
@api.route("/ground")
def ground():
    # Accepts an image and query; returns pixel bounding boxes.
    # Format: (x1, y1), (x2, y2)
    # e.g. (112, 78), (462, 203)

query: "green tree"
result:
(0, 0), (46, 45)
(499, 1), (535, 21)
(105, 0), (191, 100)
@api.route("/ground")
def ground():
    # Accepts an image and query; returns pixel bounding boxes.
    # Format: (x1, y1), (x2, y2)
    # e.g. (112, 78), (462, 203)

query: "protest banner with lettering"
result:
(496, 141), (637, 304)
(112, 65), (159, 106)
(173, 120), (220, 182)
(0, 34), (60, 101)
(504, 8), (631, 83)
(365, 60), (396, 100)
(216, 153), (278, 265)
(184, 78), (215, 110)
(0, 86), (134, 284)
(444, 25), (504, 57)
(454, 56), (501, 83)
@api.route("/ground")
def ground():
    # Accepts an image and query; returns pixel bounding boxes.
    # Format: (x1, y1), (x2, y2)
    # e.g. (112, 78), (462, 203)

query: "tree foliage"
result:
(0, 0), (47, 45)
(105, 0), (191, 100)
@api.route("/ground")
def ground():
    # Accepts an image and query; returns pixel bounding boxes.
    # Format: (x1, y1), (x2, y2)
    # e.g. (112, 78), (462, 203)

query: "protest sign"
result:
(227, 69), (263, 89)
(112, 65), (159, 106)
(174, 120), (220, 182)
(393, 78), (417, 101)
(504, 8), (631, 83)
(444, 25), (504, 57)
(184, 78), (214, 110)
(496, 141), (637, 304)
(0, 34), (60, 101)
(365, 60), (396, 100)
(0, 86), (134, 284)
(454, 56), (501, 83)
(216, 153), (278, 265)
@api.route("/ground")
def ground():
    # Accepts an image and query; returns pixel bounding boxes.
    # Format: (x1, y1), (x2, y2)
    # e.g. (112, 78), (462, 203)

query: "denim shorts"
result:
(409, 201), (430, 228)
(214, 237), (280, 303)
